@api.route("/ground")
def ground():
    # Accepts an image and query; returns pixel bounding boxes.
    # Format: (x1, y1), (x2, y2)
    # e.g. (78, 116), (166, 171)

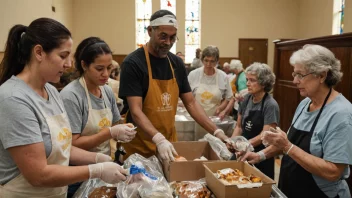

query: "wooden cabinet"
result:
(273, 33), (352, 194)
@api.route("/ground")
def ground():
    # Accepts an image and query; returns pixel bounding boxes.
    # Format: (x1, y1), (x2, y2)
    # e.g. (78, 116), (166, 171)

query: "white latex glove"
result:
(152, 132), (178, 162)
(95, 153), (113, 163)
(109, 124), (137, 142)
(88, 162), (127, 184)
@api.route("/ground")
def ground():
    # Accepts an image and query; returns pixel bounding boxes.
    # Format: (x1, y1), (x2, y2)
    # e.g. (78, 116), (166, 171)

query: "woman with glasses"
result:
(188, 45), (233, 140)
(241, 45), (352, 198)
(230, 62), (279, 179)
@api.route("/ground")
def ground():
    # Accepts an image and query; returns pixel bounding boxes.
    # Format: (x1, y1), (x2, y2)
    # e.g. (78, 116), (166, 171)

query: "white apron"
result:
(79, 77), (113, 155)
(0, 87), (72, 198)
(194, 68), (222, 140)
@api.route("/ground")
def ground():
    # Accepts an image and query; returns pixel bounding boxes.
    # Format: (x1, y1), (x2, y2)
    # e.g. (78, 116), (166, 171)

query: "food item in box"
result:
(249, 174), (262, 183)
(88, 186), (117, 198)
(175, 155), (187, 161)
(216, 168), (262, 186)
(170, 181), (211, 198)
(194, 156), (208, 161)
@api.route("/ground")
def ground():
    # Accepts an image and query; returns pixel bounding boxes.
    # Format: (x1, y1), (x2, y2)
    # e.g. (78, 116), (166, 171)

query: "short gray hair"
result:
(201, 45), (219, 61)
(245, 62), (276, 92)
(229, 59), (243, 70)
(290, 44), (342, 87)
(223, 62), (230, 68)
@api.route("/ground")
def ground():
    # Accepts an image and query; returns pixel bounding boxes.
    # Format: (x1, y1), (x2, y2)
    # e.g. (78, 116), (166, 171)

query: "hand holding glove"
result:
(152, 132), (178, 162)
(109, 124), (137, 142)
(88, 162), (127, 184)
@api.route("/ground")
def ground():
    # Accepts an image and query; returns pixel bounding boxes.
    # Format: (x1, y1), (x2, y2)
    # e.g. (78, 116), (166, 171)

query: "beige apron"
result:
(79, 77), (113, 156)
(194, 68), (222, 140)
(123, 44), (179, 159)
(0, 87), (72, 198)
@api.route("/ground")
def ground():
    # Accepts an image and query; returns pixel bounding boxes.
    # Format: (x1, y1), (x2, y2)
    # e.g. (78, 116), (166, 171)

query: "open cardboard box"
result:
(204, 161), (275, 198)
(157, 141), (222, 182)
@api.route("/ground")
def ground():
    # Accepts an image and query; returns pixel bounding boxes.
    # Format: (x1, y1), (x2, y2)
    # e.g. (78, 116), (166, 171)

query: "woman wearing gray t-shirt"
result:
(0, 18), (127, 198)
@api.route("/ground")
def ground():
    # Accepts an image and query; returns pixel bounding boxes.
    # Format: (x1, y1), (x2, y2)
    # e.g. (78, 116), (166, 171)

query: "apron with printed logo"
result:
(0, 87), (72, 198)
(194, 67), (222, 140)
(79, 77), (113, 155)
(123, 45), (179, 159)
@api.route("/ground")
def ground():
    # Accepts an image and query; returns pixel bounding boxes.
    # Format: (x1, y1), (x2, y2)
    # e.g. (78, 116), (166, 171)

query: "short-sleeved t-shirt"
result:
(236, 71), (247, 92)
(60, 79), (121, 134)
(239, 94), (280, 127)
(291, 94), (352, 197)
(119, 47), (192, 116)
(187, 67), (233, 100)
(0, 76), (65, 184)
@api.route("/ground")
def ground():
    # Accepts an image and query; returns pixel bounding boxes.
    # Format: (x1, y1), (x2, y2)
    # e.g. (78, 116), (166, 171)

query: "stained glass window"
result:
(333, 0), (345, 34)
(185, 0), (201, 64)
(340, 0), (345, 34)
(136, 0), (152, 48)
(160, 0), (176, 53)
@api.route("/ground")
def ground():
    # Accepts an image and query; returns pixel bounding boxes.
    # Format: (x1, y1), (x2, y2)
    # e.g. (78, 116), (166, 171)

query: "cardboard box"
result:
(204, 161), (275, 198)
(159, 141), (221, 182)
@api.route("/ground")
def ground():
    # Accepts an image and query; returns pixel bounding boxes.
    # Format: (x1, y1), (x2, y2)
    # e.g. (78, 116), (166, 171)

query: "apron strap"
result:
(309, 88), (332, 133)
(288, 88), (332, 134)
(37, 84), (65, 119)
(79, 77), (108, 110)
(143, 44), (176, 83)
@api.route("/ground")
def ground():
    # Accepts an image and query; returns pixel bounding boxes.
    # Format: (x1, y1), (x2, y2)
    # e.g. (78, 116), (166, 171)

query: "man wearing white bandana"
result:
(119, 10), (232, 162)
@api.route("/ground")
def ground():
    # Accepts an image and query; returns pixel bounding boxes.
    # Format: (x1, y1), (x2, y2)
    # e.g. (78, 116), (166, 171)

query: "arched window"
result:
(136, 0), (152, 48)
(185, 0), (201, 63)
(160, 0), (176, 53)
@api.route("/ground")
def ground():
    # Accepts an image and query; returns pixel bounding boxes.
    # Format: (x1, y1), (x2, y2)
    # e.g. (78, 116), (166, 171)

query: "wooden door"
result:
(239, 39), (268, 68)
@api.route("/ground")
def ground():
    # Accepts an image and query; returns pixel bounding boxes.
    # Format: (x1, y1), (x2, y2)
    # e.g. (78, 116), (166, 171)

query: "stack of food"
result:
(170, 181), (211, 198)
(88, 186), (117, 198)
(216, 168), (262, 186)
(174, 155), (208, 162)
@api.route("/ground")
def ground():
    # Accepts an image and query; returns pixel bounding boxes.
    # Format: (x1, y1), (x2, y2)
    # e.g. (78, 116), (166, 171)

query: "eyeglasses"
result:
(203, 59), (217, 64)
(246, 78), (258, 84)
(292, 72), (314, 80)
(157, 33), (178, 43)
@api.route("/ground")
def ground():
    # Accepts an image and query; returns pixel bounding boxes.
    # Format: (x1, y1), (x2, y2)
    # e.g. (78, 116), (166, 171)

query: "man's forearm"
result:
(130, 108), (158, 139)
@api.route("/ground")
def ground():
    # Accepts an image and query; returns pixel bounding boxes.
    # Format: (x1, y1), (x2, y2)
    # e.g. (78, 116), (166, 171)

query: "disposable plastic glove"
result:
(152, 132), (178, 162)
(88, 162), (127, 184)
(109, 124), (137, 142)
(95, 153), (113, 163)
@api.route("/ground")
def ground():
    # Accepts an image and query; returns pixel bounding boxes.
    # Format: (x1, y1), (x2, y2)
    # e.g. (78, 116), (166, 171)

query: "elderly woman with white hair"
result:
(221, 59), (248, 120)
(230, 62), (279, 179)
(240, 45), (352, 197)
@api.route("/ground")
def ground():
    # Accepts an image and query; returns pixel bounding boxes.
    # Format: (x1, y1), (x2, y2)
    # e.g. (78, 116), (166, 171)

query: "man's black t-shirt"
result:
(119, 47), (191, 115)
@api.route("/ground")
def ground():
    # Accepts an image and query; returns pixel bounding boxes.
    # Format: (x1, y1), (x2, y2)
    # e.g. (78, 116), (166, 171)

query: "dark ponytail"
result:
(0, 25), (27, 85)
(0, 18), (71, 85)
(74, 37), (112, 76)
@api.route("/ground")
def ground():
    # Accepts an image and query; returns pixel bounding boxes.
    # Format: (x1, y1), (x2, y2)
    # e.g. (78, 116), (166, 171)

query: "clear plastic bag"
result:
(116, 153), (173, 198)
(230, 136), (254, 152)
(200, 134), (233, 160)
(73, 153), (172, 198)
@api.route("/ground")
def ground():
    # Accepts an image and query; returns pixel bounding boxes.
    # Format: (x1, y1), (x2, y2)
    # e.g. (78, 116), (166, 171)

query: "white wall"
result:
(0, 0), (73, 51)
(201, 0), (299, 67)
(345, 0), (352, 33)
(297, 0), (334, 39)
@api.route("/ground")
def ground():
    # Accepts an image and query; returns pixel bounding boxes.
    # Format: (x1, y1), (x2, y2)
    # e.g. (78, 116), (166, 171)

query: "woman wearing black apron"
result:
(230, 62), (279, 179)
(245, 45), (352, 197)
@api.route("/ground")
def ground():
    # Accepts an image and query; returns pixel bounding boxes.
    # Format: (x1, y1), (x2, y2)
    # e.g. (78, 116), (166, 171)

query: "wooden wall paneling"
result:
(112, 54), (127, 65)
(218, 57), (238, 67)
